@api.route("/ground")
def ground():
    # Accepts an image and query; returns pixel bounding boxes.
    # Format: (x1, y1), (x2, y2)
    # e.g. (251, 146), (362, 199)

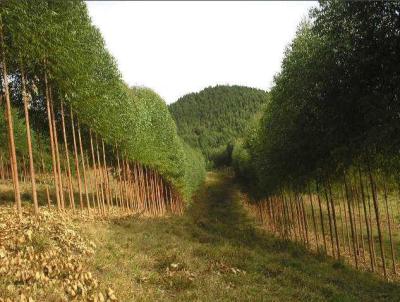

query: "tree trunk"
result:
(383, 180), (396, 275)
(323, 184), (335, 258)
(95, 136), (106, 215)
(116, 150), (125, 212)
(336, 191), (346, 254)
(358, 168), (374, 271)
(77, 122), (91, 213)
(0, 20), (22, 217)
(0, 154), (4, 181)
(328, 181), (340, 258)
(20, 63), (38, 214)
(367, 161), (387, 279)
(341, 185), (351, 255)
(354, 180), (366, 261)
(308, 186), (319, 250)
(49, 92), (65, 209)
(105, 142), (113, 209)
(70, 109), (83, 211)
(344, 172), (359, 269)
(44, 71), (60, 210)
(300, 195), (309, 246)
(89, 130), (101, 214)
(349, 181), (360, 260)
(101, 139), (111, 211)
(60, 102), (75, 210)
(316, 182), (327, 253)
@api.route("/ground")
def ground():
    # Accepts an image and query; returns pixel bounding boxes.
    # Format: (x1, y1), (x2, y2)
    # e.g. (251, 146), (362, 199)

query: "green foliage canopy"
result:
(1, 0), (205, 200)
(233, 1), (400, 197)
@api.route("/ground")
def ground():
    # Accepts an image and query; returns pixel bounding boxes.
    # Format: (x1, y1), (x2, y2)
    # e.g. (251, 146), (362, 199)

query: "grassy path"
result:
(81, 171), (400, 301)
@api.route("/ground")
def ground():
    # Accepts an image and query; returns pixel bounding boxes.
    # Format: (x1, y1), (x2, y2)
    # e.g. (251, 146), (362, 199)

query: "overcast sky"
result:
(86, 1), (316, 104)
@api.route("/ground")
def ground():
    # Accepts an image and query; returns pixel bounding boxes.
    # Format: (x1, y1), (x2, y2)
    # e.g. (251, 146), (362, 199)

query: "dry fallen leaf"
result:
(0, 206), (117, 301)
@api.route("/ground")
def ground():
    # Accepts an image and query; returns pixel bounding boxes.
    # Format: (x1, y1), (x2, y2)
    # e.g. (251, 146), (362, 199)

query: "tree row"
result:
(0, 0), (205, 217)
(233, 1), (400, 280)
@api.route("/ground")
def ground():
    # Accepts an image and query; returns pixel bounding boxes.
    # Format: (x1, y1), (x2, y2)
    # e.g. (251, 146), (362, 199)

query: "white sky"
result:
(86, 1), (316, 104)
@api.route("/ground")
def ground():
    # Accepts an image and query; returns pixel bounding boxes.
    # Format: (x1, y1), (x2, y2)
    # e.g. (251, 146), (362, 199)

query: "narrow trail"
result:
(80, 171), (400, 301)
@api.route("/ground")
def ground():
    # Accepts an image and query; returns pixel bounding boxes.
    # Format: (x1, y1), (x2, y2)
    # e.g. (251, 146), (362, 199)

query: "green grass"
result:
(78, 171), (400, 301)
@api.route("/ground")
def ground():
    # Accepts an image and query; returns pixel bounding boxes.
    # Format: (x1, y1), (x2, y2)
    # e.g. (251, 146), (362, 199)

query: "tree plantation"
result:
(0, 0), (205, 219)
(233, 1), (400, 281)
(1, 0), (400, 301)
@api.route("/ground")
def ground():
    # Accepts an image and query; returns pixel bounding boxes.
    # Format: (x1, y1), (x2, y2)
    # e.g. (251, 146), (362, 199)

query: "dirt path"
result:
(79, 171), (400, 301)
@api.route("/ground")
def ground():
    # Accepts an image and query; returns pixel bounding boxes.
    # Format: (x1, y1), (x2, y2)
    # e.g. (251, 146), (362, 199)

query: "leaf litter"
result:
(0, 206), (117, 301)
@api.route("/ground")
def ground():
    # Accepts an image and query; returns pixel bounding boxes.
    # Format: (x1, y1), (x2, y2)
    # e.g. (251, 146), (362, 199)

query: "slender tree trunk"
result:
(95, 136), (106, 215)
(20, 157), (25, 183)
(295, 194), (305, 243)
(336, 191), (346, 254)
(316, 183), (327, 253)
(328, 181), (340, 258)
(354, 181), (366, 261)
(323, 184), (335, 257)
(70, 109), (83, 211)
(89, 130), (101, 214)
(113, 151), (121, 210)
(341, 185), (351, 255)
(308, 186), (319, 249)
(270, 196), (277, 233)
(349, 182), (360, 260)
(158, 174), (165, 215)
(159, 176), (165, 214)
(40, 147), (52, 208)
(344, 172), (359, 269)
(0, 21), (22, 217)
(0, 154), (4, 181)
(116, 151), (125, 212)
(358, 168), (374, 271)
(288, 193), (298, 241)
(155, 172), (162, 215)
(121, 158), (130, 213)
(20, 63), (38, 214)
(50, 93), (65, 210)
(44, 71), (60, 210)
(151, 171), (159, 216)
(143, 166), (150, 214)
(129, 162), (135, 212)
(367, 161), (387, 279)
(367, 188), (378, 269)
(383, 180), (396, 275)
(134, 162), (143, 212)
(285, 193), (294, 240)
(77, 122), (90, 213)
(46, 186), (51, 209)
(60, 102), (75, 210)
(281, 192), (290, 239)
(300, 195), (309, 246)
(101, 139), (111, 211)
(131, 162), (138, 212)
(143, 165), (149, 213)
(101, 139), (112, 210)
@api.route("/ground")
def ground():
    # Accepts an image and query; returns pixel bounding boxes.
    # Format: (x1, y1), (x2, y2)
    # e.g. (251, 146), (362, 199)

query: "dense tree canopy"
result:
(233, 0), (400, 197)
(169, 85), (269, 167)
(0, 0), (205, 200)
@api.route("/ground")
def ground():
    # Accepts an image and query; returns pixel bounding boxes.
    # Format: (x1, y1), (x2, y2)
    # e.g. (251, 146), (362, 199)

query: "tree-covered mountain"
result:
(169, 85), (269, 166)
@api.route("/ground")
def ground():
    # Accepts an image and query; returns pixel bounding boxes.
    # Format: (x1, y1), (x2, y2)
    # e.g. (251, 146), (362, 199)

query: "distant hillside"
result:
(169, 85), (269, 166)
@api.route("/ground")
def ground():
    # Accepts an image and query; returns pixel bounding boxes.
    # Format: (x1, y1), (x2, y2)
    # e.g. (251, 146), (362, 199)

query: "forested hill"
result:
(169, 85), (269, 166)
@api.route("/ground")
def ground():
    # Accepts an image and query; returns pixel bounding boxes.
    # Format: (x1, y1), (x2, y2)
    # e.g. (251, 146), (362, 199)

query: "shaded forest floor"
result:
(80, 171), (400, 301)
